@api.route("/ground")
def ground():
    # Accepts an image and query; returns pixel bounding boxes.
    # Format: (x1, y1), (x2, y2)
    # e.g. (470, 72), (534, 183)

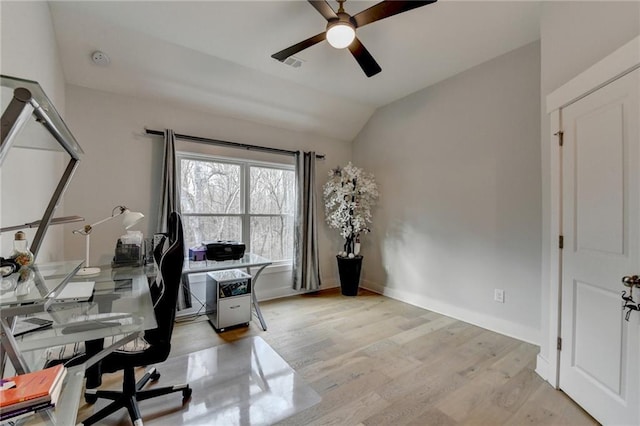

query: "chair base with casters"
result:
(80, 366), (191, 426)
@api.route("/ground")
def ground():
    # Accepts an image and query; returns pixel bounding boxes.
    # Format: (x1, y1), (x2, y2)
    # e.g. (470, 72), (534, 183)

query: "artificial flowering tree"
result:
(323, 162), (379, 256)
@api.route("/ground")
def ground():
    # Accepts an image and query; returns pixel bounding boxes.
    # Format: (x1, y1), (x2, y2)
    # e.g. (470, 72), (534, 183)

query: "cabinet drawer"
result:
(218, 296), (250, 328)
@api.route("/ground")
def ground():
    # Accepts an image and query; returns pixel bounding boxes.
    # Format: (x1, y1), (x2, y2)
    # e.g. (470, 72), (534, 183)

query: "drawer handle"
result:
(229, 305), (241, 309)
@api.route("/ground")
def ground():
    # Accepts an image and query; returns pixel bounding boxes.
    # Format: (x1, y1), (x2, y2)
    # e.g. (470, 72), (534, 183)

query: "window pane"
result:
(250, 167), (295, 215)
(183, 216), (241, 249)
(180, 159), (241, 214)
(250, 216), (293, 261)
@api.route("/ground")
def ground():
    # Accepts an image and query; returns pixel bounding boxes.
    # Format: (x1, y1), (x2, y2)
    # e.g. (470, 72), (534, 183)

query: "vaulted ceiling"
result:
(49, 1), (541, 141)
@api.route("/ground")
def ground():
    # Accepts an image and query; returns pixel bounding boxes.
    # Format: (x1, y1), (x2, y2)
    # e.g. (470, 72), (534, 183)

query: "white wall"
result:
(63, 85), (351, 300)
(0, 1), (67, 261)
(537, 1), (640, 379)
(352, 42), (542, 344)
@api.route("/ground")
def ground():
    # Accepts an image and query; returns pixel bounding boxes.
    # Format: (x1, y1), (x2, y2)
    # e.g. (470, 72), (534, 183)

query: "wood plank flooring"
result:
(77, 288), (598, 425)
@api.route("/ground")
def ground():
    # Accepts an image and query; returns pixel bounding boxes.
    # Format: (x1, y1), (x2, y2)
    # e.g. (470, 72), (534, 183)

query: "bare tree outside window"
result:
(250, 166), (295, 260)
(179, 156), (294, 262)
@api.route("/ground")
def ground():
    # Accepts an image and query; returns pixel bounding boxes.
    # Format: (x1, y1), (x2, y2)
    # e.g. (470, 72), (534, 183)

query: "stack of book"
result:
(0, 364), (67, 422)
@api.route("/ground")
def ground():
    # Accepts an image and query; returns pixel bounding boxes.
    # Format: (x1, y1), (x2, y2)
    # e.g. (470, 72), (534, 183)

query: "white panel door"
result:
(560, 68), (639, 425)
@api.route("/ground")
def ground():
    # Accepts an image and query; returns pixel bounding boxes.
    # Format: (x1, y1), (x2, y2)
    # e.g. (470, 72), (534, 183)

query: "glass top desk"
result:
(0, 261), (156, 425)
(182, 253), (272, 331)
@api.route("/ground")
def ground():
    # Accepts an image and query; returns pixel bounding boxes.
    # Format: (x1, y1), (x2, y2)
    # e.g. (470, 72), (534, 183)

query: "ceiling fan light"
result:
(326, 22), (355, 49)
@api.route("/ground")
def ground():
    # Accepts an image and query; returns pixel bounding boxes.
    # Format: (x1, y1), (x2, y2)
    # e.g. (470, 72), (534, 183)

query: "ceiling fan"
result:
(271, 0), (438, 78)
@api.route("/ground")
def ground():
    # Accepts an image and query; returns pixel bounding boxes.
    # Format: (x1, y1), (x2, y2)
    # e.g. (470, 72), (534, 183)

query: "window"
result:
(178, 154), (295, 262)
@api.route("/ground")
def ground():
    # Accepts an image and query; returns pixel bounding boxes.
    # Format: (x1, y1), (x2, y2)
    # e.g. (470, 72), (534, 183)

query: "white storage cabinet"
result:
(206, 270), (252, 332)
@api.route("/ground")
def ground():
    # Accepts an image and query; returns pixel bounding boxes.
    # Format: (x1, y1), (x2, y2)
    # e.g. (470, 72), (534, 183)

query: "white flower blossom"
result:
(323, 162), (379, 253)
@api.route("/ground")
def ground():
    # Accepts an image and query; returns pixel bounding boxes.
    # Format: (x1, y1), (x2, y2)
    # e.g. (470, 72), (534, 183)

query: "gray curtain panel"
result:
(293, 151), (321, 291)
(158, 129), (191, 309)
(157, 129), (178, 233)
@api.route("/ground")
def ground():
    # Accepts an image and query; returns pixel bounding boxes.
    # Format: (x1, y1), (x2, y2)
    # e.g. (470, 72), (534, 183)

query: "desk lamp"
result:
(73, 205), (144, 276)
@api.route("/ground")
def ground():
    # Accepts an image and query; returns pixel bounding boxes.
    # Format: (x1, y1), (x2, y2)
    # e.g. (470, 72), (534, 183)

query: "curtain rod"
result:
(144, 128), (325, 159)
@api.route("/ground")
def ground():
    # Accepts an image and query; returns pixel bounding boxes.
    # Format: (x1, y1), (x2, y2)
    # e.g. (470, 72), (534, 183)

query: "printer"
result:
(203, 240), (246, 261)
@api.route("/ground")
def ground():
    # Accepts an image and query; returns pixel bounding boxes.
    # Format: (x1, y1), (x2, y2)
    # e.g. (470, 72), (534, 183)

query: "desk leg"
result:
(247, 265), (268, 331)
(0, 318), (29, 374)
(180, 273), (206, 317)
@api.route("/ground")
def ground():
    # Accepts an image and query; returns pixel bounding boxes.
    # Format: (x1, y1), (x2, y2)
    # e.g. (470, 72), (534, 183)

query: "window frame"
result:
(177, 151), (295, 266)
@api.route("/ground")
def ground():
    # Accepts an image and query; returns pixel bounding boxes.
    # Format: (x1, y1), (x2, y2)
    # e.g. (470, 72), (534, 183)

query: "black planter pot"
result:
(336, 255), (363, 296)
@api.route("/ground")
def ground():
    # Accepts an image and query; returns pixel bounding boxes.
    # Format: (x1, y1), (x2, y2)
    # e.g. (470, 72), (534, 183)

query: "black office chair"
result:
(80, 212), (192, 426)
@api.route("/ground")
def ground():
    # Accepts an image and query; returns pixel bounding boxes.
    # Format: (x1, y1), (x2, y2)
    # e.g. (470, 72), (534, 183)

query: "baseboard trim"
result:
(258, 280), (339, 302)
(535, 354), (550, 383)
(361, 279), (540, 345)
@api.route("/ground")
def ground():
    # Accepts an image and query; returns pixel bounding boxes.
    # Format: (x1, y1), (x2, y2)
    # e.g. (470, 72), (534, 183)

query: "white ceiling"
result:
(49, 1), (541, 141)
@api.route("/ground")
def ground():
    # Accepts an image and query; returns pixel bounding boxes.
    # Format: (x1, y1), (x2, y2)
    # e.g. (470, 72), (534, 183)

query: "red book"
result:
(0, 364), (65, 413)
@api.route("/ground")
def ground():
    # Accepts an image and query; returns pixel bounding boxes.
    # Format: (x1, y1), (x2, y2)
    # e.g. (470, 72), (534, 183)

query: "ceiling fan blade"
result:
(271, 32), (327, 61)
(308, 0), (338, 21)
(352, 0), (437, 28)
(348, 37), (381, 78)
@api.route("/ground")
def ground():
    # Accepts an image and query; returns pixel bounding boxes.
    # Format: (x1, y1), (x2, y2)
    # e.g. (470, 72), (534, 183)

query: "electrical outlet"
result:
(494, 289), (505, 303)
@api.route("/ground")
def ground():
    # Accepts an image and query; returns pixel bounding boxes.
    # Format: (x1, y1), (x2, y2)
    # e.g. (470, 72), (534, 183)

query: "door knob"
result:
(622, 276), (640, 321)
(622, 275), (640, 288)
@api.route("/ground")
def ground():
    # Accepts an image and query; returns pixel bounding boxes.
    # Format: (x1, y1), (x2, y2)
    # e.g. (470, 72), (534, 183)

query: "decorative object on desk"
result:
(73, 205), (144, 276)
(0, 364), (66, 420)
(323, 162), (378, 296)
(112, 230), (144, 267)
(143, 237), (154, 265)
(14, 268), (35, 297)
(188, 244), (207, 262)
(0, 273), (17, 296)
(0, 257), (18, 277)
(9, 231), (34, 267)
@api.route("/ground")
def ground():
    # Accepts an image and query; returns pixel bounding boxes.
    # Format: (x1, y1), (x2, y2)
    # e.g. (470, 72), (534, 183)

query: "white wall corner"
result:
(547, 35), (640, 113)
(360, 279), (382, 294)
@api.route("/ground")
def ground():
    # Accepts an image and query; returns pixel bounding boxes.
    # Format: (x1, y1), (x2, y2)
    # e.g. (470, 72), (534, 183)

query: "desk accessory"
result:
(112, 242), (142, 267)
(73, 205), (144, 276)
(9, 232), (33, 267)
(12, 317), (53, 337)
(0, 364), (66, 414)
(188, 245), (207, 262)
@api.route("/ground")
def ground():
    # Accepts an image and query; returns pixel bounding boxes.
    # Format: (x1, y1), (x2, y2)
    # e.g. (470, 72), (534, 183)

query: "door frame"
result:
(538, 35), (640, 389)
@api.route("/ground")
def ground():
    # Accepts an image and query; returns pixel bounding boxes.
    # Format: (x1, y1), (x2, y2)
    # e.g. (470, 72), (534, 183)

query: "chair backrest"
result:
(144, 212), (184, 351)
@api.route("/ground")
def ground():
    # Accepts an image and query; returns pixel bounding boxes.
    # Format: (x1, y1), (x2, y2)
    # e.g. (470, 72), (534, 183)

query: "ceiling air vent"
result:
(282, 56), (304, 68)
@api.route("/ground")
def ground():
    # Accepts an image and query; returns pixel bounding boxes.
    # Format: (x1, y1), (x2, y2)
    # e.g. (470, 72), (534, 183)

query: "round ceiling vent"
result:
(91, 51), (110, 66)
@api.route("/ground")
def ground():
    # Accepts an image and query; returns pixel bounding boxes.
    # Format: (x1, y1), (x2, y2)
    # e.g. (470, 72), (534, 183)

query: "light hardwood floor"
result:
(79, 288), (598, 425)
